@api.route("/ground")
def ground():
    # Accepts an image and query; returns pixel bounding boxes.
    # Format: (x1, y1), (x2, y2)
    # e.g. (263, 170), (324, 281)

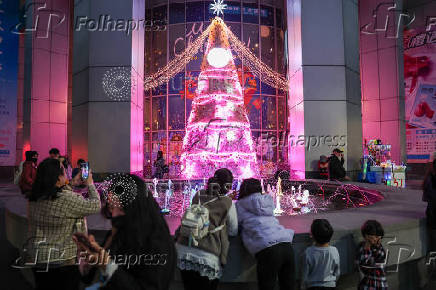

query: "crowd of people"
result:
(12, 147), (403, 290)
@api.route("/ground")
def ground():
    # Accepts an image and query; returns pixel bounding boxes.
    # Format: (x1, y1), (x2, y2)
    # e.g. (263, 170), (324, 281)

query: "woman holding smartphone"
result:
(25, 158), (101, 290)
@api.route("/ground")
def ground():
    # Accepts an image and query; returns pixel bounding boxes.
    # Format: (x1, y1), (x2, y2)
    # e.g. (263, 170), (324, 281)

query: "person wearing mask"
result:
(175, 168), (238, 290)
(328, 148), (350, 181)
(18, 151), (38, 196)
(49, 148), (60, 159)
(25, 158), (101, 290)
(74, 174), (176, 290)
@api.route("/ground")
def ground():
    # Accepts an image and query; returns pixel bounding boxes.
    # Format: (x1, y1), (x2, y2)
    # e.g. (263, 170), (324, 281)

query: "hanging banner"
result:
(0, 0), (19, 166)
(404, 23), (436, 163)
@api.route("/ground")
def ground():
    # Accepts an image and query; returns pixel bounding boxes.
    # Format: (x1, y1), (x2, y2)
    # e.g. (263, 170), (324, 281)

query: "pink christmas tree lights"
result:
(181, 18), (258, 179)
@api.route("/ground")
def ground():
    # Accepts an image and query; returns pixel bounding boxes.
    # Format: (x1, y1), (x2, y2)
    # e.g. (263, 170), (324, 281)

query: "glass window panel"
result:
(151, 30), (167, 73)
(262, 96), (277, 130)
(152, 84), (167, 96)
(169, 131), (185, 176)
(251, 130), (262, 160)
(145, 31), (152, 75)
(144, 97), (151, 131)
(186, 97), (193, 120)
(187, 1), (205, 22)
(153, 5), (167, 23)
(243, 3), (259, 24)
(243, 24), (259, 57)
(276, 8), (283, 29)
(186, 22), (206, 70)
(152, 97), (167, 130)
(185, 71), (199, 101)
(278, 97), (286, 130)
(224, 2), (241, 22)
(276, 28), (286, 74)
(227, 23), (242, 66)
(169, 72), (185, 94)
(260, 25), (274, 68)
(169, 24), (185, 60)
(169, 2), (185, 24)
(261, 81), (276, 95)
(262, 0), (274, 6)
(260, 5), (274, 26)
(247, 95), (261, 129)
(242, 73), (259, 94)
(262, 132), (277, 163)
(144, 142), (152, 178)
(169, 95), (185, 130)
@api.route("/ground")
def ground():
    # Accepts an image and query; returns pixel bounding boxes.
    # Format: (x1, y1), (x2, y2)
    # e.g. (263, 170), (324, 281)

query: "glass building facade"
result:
(145, 0), (288, 178)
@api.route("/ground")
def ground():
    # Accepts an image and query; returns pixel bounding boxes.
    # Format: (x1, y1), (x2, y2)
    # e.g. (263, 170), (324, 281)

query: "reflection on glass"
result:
(169, 95), (185, 130)
(243, 3), (259, 24)
(152, 97), (166, 130)
(187, 1), (205, 22)
(169, 2), (185, 24)
(262, 96), (277, 130)
(261, 25), (274, 68)
(243, 23), (259, 56)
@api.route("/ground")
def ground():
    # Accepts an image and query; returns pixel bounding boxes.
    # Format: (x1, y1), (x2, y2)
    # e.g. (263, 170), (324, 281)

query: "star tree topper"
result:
(210, 0), (227, 16)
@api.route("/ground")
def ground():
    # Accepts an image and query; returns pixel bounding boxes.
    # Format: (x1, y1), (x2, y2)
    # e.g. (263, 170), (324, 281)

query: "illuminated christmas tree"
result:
(181, 18), (258, 179)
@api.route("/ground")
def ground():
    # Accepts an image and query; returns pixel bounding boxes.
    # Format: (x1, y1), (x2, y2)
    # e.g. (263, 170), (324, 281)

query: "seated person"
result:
(318, 155), (329, 179)
(328, 148), (350, 181)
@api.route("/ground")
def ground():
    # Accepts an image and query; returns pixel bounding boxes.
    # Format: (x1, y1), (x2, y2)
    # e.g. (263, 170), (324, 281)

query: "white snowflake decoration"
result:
(210, 0), (227, 16)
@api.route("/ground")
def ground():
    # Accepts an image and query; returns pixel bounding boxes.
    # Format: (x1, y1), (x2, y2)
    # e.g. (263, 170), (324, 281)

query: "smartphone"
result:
(81, 162), (89, 179)
(73, 232), (99, 252)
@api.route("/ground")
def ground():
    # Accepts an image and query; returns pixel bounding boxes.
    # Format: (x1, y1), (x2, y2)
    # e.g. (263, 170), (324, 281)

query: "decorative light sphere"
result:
(207, 48), (231, 68)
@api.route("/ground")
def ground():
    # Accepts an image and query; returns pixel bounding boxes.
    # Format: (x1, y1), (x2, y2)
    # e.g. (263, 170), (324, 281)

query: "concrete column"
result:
(22, 0), (72, 159)
(287, 0), (363, 179)
(72, 0), (144, 173)
(359, 0), (406, 164)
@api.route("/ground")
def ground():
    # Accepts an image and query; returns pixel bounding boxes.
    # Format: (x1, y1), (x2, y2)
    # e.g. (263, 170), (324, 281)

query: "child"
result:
(301, 219), (340, 290)
(356, 220), (388, 290)
(236, 178), (295, 290)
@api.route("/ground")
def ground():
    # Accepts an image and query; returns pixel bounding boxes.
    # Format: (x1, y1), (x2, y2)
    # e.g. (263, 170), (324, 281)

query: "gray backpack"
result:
(179, 195), (225, 246)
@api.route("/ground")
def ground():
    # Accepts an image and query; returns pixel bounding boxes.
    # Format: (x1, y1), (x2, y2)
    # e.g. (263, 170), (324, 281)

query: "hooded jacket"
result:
(236, 192), (294, 256)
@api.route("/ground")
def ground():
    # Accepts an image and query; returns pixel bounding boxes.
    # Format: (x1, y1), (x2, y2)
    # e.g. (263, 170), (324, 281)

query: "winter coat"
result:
(236, 192), (294, 256)
(19, 161), (37, 195)
(328, 155), (346, 180)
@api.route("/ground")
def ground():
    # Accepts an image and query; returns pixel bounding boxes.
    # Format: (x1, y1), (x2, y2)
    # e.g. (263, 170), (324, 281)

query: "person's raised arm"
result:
(65, 171), (101, 217)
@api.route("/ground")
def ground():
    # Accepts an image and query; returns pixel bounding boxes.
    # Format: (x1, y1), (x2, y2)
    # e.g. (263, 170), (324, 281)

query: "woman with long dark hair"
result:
(74, 174), (176, 290)
(26, 158), (101, 290)
(18, 150), (38, 196)
(175, 168), (238, 290)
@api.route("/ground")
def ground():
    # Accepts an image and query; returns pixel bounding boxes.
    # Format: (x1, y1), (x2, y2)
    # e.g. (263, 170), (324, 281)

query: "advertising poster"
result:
(404, 25), (436, 163)
(0, 0), (19, 166)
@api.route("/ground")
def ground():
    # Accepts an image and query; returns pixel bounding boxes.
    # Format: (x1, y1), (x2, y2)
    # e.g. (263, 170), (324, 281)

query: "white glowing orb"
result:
(207, 48), (231, 68)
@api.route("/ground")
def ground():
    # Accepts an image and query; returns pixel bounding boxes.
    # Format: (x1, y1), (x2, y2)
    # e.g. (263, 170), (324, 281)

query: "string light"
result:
(144, 24), (212, 91)
(102, 67), (136, 101)
(101, 173), (138, 208)
(143, 17), (288, 92)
